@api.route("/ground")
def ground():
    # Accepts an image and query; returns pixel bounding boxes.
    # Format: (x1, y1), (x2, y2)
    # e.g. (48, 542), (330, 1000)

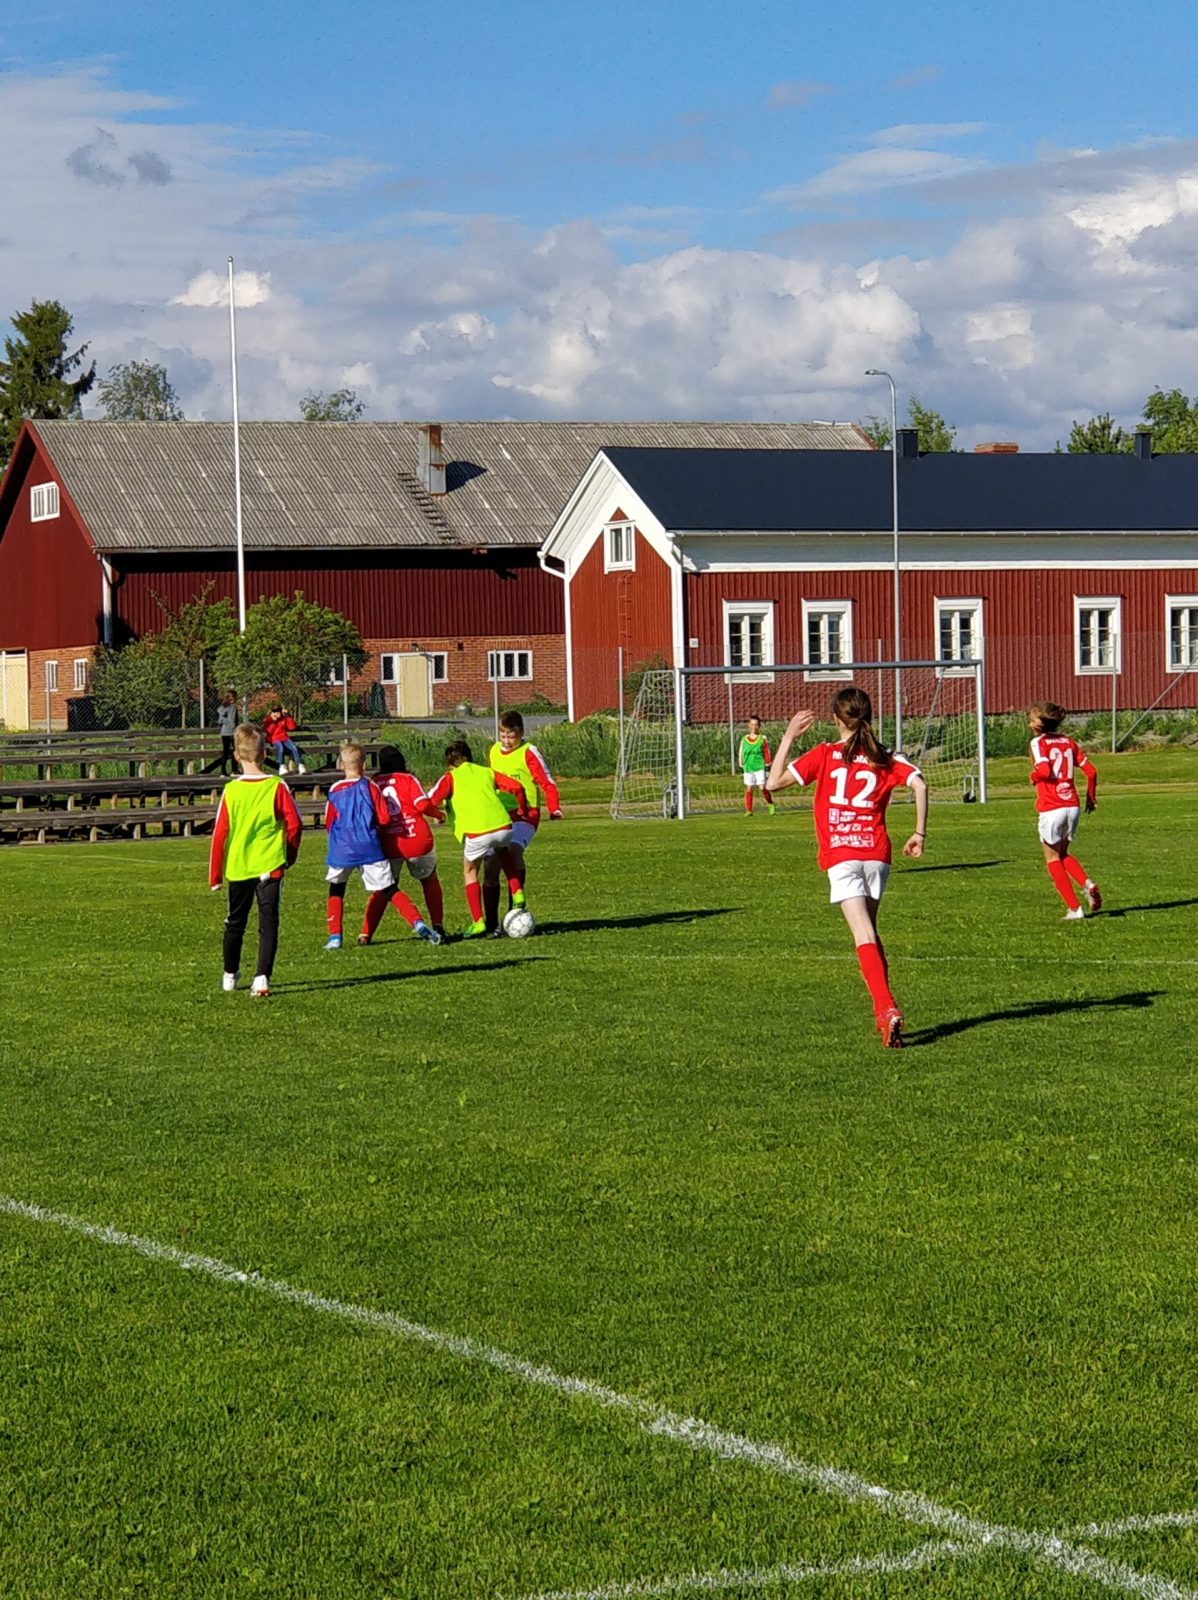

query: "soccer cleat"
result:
(250, 975), (270, 998)
(462, 918), (487, 939)
(414, 920), (443, 945)
(1063, 906), (1085, 921)
(879, 1007), (904, 1049)
(325, 934), (343, 950)
(489, 926), (507, 939)
(1085, 882), (1102, 912)
(767, 803), (777, 815)
(510, 890), (527, 910)
(433, 925), (449, 944)
(356, 934), (372, 947)
(221, 971), (239, 992)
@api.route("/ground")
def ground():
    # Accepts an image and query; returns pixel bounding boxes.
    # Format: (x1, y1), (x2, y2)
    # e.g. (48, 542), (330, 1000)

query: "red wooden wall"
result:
(569, 516), (674, 717)
(0, 433), (102, 651)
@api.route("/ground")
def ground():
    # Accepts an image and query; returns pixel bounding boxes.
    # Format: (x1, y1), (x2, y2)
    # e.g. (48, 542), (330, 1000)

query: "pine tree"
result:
(0, 300), (96, 467)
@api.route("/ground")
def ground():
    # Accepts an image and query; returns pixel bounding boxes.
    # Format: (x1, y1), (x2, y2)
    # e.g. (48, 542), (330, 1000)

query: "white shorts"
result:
(398, 849), (438, 883)
(1038, 806), (1080, 846)
(462, 827), (513, 863)
(826, 858), (890, 905)
(509, 818), (536, 851)
(743, 770), (767, 788)
(326, 860), (395, 893)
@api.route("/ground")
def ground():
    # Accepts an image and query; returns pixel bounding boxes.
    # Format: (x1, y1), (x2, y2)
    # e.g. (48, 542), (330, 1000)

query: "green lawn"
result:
(1, 778), (1197, 1598)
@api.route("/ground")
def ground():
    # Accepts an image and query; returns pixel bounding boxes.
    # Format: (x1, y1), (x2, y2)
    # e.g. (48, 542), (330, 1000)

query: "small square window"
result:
(44, 659), (59, 692)
(488, 649), (533, 681)
(73, 658), (89, 691)
(1075, 597), (1122, 674)
(604, 521), (635, 572)
(1166, 597), (1198, 672)
(429, 651), (448, 682)
(31, 482), (60, 521)
(802, 600), (853, 680)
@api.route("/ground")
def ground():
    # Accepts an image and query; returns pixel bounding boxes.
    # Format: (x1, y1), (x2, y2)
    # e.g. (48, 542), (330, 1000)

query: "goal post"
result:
(612, 659), (986, 820)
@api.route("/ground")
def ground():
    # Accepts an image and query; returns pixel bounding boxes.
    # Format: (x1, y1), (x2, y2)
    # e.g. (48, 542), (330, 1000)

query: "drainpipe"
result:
(98, 554), (117, 647)
(537, 547), (572, 722)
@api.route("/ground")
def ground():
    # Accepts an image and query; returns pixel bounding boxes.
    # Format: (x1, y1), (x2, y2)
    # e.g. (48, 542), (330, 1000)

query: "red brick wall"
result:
(26, 646), (97, 730)
(355, 634), (566, 713)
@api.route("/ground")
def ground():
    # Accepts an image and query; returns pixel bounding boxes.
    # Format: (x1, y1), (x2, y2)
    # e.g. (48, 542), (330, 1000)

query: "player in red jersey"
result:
(1028, 702), (1100, 920)
(767, 685), (928, 1048)
(359, 745), (448, 944)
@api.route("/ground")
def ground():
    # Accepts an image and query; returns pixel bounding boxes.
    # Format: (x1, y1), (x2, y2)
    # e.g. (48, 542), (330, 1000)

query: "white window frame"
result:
(802, 599), (853, 681)
(488, 649), (533, 682)
(722, 600), (775, 683)
(935, 597), (984, 675)
(428, 651), (448, 683)
(30, 482), (60, 522)
(1074, 596), (1122, 675)
(1166, 595), (1198, 673)
(73, 658), (89, 691)
(603, 521), (636, 573)
(44, 659), (59, 692)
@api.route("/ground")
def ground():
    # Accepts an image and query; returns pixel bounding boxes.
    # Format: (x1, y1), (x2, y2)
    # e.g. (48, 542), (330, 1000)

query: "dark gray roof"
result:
(33, 419), (870, 553)
(601, 446), (1198, 532)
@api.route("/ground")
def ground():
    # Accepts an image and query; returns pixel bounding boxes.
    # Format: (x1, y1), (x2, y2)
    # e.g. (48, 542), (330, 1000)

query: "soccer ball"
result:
(503, 907), (536, 939)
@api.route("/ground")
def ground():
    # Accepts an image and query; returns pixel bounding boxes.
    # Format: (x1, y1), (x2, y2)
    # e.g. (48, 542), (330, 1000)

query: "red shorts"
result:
(381, 822), (434, 861)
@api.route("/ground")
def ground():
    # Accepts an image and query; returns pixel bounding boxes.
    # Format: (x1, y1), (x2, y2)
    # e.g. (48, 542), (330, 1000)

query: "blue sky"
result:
(4, 0), (1198, 442)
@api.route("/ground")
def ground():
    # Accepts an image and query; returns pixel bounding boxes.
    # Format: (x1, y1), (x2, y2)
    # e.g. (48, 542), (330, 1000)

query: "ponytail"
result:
(831, 686), (892, 769)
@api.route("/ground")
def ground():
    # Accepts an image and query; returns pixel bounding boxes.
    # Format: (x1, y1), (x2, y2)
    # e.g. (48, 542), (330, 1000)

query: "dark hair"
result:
(269, 704), (282, 714)
(832, 685), (892, 768)
(498, 710), (525, 736)
(377, 744), (406, 775)
(445, 739), (473, 766)
(748, 712), (761, 723)
(1030, 701), (1066, 733)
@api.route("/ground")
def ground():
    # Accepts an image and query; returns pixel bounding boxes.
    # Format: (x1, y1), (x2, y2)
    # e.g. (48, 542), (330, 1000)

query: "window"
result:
(379, 653), (398, 683)
(44, 659), (59, 692)
(73, 658), (89, 691)
(604, 521), (635, 572)
(802, 599), (853, 679)
(30, 482), (60, 521)
(1074, 597), (1122, 673)
(935, 598), (983, 672)
(1167, 597), (1198, 672)
(488, 649), (533, 681)
(429, 651), (448, 682)
(723, 601), (775, 681)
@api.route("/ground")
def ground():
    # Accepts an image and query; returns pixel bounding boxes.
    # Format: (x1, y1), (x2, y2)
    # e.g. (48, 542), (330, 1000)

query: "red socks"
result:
(1047, 860), (1081, 910)
(389, 888), (422, 928)
(856, 942), (897, 1021)
(745, 788), (753, 813)
(422, 873), (444, 927)
(326, 886), (345, 937)
(465, 881), (483, 923)
(1063, 856), (1088, 888)
(361, 891), (389, 941)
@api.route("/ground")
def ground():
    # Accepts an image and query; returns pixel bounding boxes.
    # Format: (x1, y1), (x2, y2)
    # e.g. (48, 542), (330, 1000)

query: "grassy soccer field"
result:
(1, 769), (1197, 1599)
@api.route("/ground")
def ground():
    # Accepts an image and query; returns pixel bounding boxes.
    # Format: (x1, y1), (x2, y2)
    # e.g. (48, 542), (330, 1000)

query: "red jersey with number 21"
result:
(788, 742), (920, 869)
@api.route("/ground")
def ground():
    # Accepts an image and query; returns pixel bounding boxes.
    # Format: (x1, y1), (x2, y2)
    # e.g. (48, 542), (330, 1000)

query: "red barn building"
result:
(0, 417), (865, 728)
(543, 433), (1198, 719)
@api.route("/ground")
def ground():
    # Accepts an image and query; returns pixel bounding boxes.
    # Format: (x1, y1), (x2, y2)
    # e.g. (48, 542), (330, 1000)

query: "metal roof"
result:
(600, 445), (1198, 533)
(32, 419), (871, 554)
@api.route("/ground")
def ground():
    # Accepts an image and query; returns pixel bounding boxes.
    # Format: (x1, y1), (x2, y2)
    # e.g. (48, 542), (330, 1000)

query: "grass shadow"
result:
(1098, 897), (1198, 918)
(539, 908), (737, 937)
(904, 860), (1008, 874)
(275, 957), (542, 994)
(905, 990), (1164, 1048)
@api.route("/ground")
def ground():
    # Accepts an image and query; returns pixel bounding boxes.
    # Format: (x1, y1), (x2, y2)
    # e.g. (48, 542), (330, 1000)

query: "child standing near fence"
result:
(208, 723), (304, 998)
(1028, 702), (1101, 920)
(738, 714), (775, 815)
(768, 687), (927, 1049)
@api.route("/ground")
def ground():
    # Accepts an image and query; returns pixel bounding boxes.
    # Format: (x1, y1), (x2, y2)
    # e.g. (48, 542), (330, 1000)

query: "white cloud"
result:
(871, 122), (988, 146)
(172, 268), (273, 308)
(768, 145), (980, 204)
(766, 80), (833, 110)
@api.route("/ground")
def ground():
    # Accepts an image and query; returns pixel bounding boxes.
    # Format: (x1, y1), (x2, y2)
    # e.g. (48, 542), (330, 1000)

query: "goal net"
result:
(612, 661), (985, 819)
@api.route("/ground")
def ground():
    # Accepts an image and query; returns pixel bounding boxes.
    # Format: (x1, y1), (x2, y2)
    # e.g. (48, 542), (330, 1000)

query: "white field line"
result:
(1069, 1515), (1198, 1540)
(3, 1194), (1196, 1600)
(513, 1538), (970, 1599)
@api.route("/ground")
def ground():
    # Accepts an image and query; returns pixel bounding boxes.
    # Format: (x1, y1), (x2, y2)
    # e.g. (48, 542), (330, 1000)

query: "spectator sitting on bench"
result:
(264, 704), (306, 776)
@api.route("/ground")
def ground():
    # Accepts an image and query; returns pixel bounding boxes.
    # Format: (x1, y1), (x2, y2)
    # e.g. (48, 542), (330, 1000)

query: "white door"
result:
(379, 652), (433, 718)
(0, 651), (29, 730)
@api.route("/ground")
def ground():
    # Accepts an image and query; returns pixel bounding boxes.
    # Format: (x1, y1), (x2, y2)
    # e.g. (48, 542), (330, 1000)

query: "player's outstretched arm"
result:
(767, 710), (815, 791)
(902, 773), (929, 858)
(1078, 752), (1098, 811)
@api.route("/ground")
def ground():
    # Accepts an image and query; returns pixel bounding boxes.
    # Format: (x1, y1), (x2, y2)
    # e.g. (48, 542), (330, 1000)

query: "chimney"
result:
(1135, 429), (1153, 460)
(974, 442), (1019, 454)
(417, 422), (447, 495)
(896, 428), (919, 459)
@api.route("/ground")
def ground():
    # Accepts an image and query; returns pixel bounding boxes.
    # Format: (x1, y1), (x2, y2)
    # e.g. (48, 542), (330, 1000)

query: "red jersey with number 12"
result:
(788, 742), (920, 868)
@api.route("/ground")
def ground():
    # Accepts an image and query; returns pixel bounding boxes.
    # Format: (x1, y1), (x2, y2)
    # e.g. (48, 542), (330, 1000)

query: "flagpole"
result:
(227, 255), (247, 634)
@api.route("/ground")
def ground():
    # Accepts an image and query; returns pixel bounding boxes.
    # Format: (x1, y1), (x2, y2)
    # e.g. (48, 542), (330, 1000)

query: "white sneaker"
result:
(250, 975), (270, 997)
(1063, 907), (1085, 921)
(222, 971), (239, 992)
(297, 763), (307, 774)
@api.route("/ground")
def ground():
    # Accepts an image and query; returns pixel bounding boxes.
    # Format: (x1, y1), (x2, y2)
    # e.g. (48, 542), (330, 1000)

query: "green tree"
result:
(858, 414), (891, 450)
(908, 396), (956, 452)
(97, 360), (184, 422)
(1141, 387), (1198, 452)
(89, 640), (181, 728)
(299, 387), (365, 423)
(0, 299), (96, 466)
(214, 592), (366, 717)
(1065, 412), (1133, 453)
(89, 586), (236, 727)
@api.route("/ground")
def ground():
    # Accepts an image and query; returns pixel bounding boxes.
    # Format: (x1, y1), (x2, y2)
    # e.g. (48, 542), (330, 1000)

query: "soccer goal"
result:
(611, 660), (986, 819)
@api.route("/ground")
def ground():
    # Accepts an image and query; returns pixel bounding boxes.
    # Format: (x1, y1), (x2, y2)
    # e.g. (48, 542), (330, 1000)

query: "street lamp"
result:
(865, 368), (902, 752)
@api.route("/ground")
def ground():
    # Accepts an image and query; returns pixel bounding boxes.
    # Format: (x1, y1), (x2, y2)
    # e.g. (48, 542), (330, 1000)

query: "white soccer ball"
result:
(503, 907), (536, 939)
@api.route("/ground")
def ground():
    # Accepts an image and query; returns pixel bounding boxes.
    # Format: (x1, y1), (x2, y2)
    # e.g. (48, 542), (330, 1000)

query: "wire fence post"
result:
(727, 671), (736, 774)
(875, 639), (884, 748)
(342, 653), (349, 726)
(974, 659), (988, 804)
(198, 656), (206, 735)
(1111, 663), (1118, 753)
(44, 671), (51, 733)
(617, 646), (626, 783)
(673, 665), (686, 819)
(493, 672), (500, 740)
